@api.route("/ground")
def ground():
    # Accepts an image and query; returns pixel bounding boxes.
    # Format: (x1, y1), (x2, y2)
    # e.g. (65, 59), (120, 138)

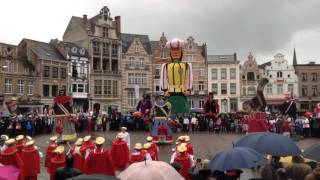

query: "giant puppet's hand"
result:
(164, 91), (170, 97)
(183, 90), (190, 96)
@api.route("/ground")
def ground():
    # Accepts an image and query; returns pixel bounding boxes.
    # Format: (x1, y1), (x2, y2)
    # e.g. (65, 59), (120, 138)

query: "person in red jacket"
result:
(110, 132), (129, 171)
(158, 123), (168, 135)
(80, 135), (94, 156)
(280, 119), (291, 137)
(0, 138), (24, 180)
(45, 136), (58, 172)
(21, 140), (40, 180)
(129, 143), (145, 164)
(183, 135), (194, 155)
(173, 143), (194, 179)
(85, 137), (115, 176)
(146, 136), (158, 160)
(15, 135), (25, 156)
(70, 138), (85, 173)
(49, 146), (66, 180)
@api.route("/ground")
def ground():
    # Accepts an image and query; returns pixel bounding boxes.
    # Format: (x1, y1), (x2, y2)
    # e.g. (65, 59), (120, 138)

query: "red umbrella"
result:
(0, 165), (20, 180)
(304, 112), (313, 117)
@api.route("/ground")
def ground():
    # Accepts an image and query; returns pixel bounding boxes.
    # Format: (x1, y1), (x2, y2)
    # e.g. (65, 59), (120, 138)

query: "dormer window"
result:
(277, 71), (283, 78)
(134, 41), (139, 53)
(102, 27), (108, 38)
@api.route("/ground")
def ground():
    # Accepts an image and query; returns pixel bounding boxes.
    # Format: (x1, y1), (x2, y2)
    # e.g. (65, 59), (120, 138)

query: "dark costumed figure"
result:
(53, 89), (77, 142)
(203, 92), (220, 130)
(160, 38), (193, 115)
(242, 78), (269, 133)
(280, 91), (297, 119)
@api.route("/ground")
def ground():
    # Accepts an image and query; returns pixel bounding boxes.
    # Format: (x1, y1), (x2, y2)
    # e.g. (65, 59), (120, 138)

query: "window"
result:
(28, 81), (33, 95)
(221, 68), (227, 79)
(52, 67), (58, 78)
(160, 50), (167, 59)
(230, 83), (236, 94)
(102, 27), (108, 38)
(155, 85), (160, 92)
(155, 66), (161, 79)
(287, 74), (290, 78)
(72, 84), (77, 93)
(199, 100), (204, 109)
(248, 86), (255, 96)
(134, 42), (139, 53)
(102, 58), (109, 71)
(17, 80), (24, 95)
(139, 58), (144, 67)
(129, 57), (134, 66)
(93, 58), (100, 70)
(312, 85), (318, 96)
(111, 59), (118, 72)
(277, 71), (283, 78)
(112, 44), (118, 56)
(128, 73), (134, 84)
(230, 99), (238, 112)
(242, 87), (246, 96)
(312, 73), (317, 81)
(104, 80), (112, 96)
(211, 68), (217, 80)
(43, 66), (50, 77)
(247, 72), (255, 81)
(102, 42), (109, 55)
(43, 85), (49, 97)
(277, 84), (283, 94)
(128, 73), (146, 85)
(94, 80), (102, 95)
(141, 73), (147, 85)
(288, 84), (294, 93)
(188, 100), (194, 109)
(267, 84), (272, 94)
(302, 73), (307, 81)
(257, 75), (260, 80)
(113, 80), (118, 97)
(93, 41), (100, 55)
(78, 84), (84, 93)
(302, 86), (308, 97)
(128, 91), (137, 107)
(230, 68), (236, 79)
(199, 81), (204, 92)
(211, 83), (218, 95)
(4, 60), (12, 72)
(72, 65), (77, 78)
(242, 75), (245, 80)
(61, 68), (66, 79)
(4, 78), (12, 94)
(199, 68), (205, 77)
(221, 83), (227, 94)
(186, 55), (194, 62)
(52, 85), (58, 97)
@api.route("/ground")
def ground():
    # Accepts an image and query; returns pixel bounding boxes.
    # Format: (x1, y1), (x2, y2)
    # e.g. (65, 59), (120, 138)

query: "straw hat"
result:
(177, 143), (187, 153)
(84, 135), (91, 142)
(146, 136), (153, 142)
(49, 136), (58, 142)
(74, 138), (83, 146)
(26, 136), (32, 141)
(0, 135), (9, 141)
(143, 143), (151, 149)
(121, 127), (127, 131)
(54, 146), (65, 154)
(134, 143), (143, 150)
(16, 135), (24, 141)
(177, 136), (184, 141)
(5, 138), (15, 146)
(117, 132), (124, 139)
(95, 137), (105, 145)
(25, 140), (35, 146)
(184, 135), (190, 142)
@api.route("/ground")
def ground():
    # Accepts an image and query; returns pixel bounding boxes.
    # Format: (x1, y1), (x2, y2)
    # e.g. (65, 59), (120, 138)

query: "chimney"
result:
(83, 14), (88, 24)
(115, 16), (121, 37)
(233, 53), (237, 61)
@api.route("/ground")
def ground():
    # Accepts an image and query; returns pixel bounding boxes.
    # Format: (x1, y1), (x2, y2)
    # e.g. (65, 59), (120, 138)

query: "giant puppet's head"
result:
(166, 38), (184, 61)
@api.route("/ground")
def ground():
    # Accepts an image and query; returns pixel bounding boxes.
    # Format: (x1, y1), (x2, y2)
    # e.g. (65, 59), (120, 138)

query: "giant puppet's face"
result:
(170, 49), (182, 60)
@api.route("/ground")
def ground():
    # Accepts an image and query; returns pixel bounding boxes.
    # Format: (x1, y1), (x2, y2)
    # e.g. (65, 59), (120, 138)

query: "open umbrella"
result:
(118, 161), (184, 180)
(0, 165), (20, 180)
(66, 174), (119, 180)
(208, 147), (264, 171)
(303, 144), (320, 162)
(234, 132), (301, 157)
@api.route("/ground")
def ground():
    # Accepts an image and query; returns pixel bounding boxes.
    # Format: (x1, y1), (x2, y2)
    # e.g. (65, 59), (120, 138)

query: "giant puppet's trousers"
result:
(167, 95), (190, 114)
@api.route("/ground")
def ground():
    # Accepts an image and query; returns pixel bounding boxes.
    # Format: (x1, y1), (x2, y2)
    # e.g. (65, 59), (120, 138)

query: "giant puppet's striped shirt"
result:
(160, 61), (193, 94)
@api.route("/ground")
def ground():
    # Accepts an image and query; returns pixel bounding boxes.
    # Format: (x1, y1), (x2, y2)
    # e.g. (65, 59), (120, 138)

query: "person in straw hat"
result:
(0, 138), (24, 180)
(49, 146), (66, 180)
(183, 135), (194, 155)
(129, 143), (145, 164)
(85, 136), (115, 176)
(110, 132), (129, 171)
(69, 138), (85, 173)
(0, 134), (9, 152)
(172, 143), (194, 179)
(120, 126), (131, 148)
(146, 136), (158, 160)
(45, 136), (58, 172)
(15, 134), (25, 156)
(21, 140), (40, 180)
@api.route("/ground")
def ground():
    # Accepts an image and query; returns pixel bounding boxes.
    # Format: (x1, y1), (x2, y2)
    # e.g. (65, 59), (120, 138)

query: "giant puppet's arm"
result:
(184, 63), (193, 96)
(160, 64), (168, 94)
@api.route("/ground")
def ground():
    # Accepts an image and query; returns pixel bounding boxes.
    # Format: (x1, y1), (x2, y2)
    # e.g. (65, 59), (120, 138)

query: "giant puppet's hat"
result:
(166, 38), (185, 50)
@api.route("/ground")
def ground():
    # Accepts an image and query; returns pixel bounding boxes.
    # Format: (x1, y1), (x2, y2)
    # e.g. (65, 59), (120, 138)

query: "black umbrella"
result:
(303, 144), (320, 162)
(66, 174), (119, 180)
(234, 132), (301, 157)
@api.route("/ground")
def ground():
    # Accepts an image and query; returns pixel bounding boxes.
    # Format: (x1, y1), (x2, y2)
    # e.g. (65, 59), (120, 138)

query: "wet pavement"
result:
(33, 131), (320, 180)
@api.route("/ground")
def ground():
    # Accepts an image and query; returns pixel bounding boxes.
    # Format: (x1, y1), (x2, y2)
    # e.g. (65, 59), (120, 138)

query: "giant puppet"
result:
(53, 89), (77, 141)
(160, 38), (193, 115)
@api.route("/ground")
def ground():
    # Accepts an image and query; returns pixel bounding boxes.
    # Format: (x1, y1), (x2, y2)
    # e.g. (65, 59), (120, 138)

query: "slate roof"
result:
(207, 54), (237, 63)
(120, 33), (152, 55)
(24, 39), (66, 61)
(258, 61), (271, 69)
(150, 41), (159, 55)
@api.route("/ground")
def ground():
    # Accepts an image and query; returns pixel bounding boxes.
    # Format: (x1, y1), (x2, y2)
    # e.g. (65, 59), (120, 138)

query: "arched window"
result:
(247, 72), (255, 81)
(248, 86), (256, 96)
(277, 71), (283, 78)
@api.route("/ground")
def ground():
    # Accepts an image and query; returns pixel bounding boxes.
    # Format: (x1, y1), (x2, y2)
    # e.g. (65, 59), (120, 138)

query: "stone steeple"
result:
(293, 48), (297, 66)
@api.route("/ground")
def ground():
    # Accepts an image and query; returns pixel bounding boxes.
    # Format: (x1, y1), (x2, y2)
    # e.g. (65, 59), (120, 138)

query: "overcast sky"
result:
(1, 0), (320, 64)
